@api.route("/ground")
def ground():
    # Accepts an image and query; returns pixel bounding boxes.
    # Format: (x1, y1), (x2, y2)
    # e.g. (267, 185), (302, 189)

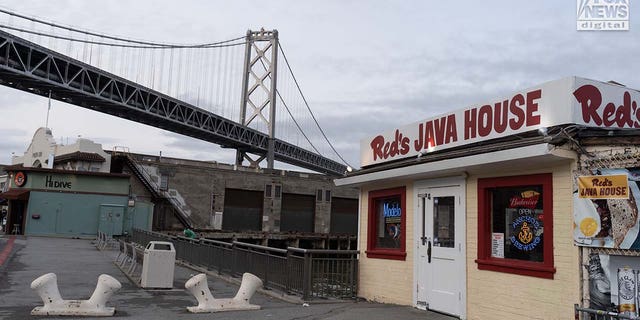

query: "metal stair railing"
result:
(116, 151), (193, 228)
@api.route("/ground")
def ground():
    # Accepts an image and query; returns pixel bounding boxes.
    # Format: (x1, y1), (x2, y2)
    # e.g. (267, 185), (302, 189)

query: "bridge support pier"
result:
(236, 29), (279, 170)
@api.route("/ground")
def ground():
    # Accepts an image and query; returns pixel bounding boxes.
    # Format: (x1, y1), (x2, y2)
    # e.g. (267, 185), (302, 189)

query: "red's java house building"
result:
(336, 77), (640, 319)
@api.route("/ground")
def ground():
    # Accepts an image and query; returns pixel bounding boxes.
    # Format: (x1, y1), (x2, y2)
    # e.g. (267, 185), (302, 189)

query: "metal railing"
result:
(575, 305), (638, 320)
(132, 228), (358, 300)
(119, 152), (194, 228)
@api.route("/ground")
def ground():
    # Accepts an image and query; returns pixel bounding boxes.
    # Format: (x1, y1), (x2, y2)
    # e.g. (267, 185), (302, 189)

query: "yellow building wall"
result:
(358, 180), (415, 305)
(356, 162), (580, 319)
(466, 164), (580, 320)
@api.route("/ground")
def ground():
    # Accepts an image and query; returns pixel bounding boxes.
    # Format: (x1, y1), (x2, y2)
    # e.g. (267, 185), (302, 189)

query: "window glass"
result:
(477, 174), (554, 278)
(367, 187), (406, 260)
(265, 184), (273, 198)
(490, 185), (544, 262)
(434, 196), (455, 248)
(375, 196), (402, 249)
(274, 185), (282, 198)
(159, 175), (168, 191)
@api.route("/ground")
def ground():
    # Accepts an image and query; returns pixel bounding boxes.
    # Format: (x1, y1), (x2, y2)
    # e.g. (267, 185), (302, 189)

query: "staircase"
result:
(112, 149), (193, 229)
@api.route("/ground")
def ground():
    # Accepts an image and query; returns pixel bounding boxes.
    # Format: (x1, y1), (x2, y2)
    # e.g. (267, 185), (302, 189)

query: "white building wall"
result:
(12, 127), (111, 172)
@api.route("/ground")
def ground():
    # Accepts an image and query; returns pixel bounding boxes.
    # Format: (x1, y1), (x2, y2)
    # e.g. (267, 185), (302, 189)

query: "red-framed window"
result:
(476, 173), (556, 279)
(366, 187), (407, 260)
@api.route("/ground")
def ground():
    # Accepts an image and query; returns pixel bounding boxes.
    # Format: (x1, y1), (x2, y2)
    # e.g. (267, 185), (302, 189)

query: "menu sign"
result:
(574, 168), (640, 249)
(491, 233), (505, 258)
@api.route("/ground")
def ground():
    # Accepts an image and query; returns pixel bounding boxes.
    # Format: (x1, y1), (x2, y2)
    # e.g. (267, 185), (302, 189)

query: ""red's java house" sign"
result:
(361, 77), (640, 167)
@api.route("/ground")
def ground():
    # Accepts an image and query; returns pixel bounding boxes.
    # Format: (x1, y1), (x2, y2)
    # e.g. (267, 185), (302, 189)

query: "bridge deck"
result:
(0, 30), (346, 175)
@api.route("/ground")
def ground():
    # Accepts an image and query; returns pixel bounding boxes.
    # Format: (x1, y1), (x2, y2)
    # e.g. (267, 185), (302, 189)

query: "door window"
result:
(433, 196), (455, 248)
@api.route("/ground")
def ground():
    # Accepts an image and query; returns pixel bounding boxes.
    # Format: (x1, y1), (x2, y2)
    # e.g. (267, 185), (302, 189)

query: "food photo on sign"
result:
(574, 168), (640, 249)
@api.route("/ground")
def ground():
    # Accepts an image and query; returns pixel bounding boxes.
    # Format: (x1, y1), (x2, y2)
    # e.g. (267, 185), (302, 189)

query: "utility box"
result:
(140, 241), (175, 289)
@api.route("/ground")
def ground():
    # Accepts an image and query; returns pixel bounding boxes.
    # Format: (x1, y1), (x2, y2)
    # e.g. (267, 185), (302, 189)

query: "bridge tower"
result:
(236, 29), (279, 169)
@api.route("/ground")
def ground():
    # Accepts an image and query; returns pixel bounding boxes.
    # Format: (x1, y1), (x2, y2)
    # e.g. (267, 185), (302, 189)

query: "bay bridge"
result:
(0, 9), (351, 175)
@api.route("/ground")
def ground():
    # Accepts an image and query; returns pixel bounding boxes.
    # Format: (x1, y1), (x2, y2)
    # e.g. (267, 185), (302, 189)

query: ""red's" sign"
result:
(370, 89), (543, 162)
(573, 84), (640, 128)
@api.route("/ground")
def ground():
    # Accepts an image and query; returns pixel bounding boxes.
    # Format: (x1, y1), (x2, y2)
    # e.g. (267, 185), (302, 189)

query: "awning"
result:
(335, 144), (577, 187)
(0, 189), (30, 200)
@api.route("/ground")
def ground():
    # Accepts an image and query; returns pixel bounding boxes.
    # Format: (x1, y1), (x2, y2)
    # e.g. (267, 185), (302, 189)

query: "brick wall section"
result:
(358, 180), (414, 305)
(466, 163), (580, 320)
(356, 163), (580, 318)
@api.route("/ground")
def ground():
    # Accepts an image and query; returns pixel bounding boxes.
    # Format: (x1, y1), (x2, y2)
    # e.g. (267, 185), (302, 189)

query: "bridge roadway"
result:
(0, 236), (453, 320)
(0, 30), (346, 176)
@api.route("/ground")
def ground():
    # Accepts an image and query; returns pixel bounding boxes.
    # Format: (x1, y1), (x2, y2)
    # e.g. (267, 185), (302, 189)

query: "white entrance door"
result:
(416, 180), (465, 318)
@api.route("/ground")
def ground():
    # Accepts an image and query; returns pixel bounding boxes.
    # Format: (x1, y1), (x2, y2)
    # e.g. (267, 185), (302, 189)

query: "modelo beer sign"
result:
(383, 199), (401, 239)
(361, 77), (640, 166)
(383, 202), (402, 217)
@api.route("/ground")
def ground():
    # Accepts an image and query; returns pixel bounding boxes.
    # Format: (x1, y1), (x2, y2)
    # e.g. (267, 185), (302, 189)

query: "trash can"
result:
(140, 241), (175, 289)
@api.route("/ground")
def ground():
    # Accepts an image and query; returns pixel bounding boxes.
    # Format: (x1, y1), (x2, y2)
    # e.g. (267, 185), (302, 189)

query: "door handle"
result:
(427, 240), (432, 263)
(421, 236), (428, 245)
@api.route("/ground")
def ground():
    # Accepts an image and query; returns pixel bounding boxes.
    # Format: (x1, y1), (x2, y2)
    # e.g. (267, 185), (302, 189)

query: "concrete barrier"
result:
(185, 273), (262, 313)
(30, 273), (121, 316)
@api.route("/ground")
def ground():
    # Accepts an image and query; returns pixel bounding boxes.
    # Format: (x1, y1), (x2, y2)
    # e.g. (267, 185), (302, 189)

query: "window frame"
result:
(476, 173), (555, 279)
(274, 184), (282, 199)
(159, 175), (169, 191)
(366, 186), (407, 260)
(265, 184), (273, 198)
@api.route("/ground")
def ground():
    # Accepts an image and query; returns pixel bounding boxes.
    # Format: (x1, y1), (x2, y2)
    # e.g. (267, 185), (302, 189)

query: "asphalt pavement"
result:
(0, 235), (455, 320)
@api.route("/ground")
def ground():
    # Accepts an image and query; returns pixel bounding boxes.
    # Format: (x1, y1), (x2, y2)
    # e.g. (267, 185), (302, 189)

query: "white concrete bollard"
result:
(30, 273), (64, 313)
(185, 272), (262, 313)
(30, 273), (121, 316)
(87, 275), (122, 311)
(233, 273), (263, 303)
(184, 273), (216, 313)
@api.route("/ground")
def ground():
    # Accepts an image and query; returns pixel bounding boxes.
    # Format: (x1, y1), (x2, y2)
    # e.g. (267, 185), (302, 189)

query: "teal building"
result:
(1, 167), (152, 237)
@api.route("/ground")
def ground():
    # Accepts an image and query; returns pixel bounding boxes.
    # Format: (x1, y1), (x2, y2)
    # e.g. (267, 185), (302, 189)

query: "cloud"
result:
(0, 1), (638, 172)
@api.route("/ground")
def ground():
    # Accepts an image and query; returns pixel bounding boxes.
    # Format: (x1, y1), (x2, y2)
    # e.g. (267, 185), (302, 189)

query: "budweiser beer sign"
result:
(509, 190), (540, 209)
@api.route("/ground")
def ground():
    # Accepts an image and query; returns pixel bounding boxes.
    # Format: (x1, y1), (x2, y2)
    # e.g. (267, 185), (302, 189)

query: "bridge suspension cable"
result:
(0, 24), (246, 49)
(0, 7), (246, 123)
(255, 52), (352, 169)
(278, 44), (353, 169)
(0, 7), (351, 173)
(0, 7), (245, 48)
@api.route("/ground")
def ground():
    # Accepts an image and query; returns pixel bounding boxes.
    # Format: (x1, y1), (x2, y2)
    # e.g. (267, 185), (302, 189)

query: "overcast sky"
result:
(0, 1), (637, 171)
